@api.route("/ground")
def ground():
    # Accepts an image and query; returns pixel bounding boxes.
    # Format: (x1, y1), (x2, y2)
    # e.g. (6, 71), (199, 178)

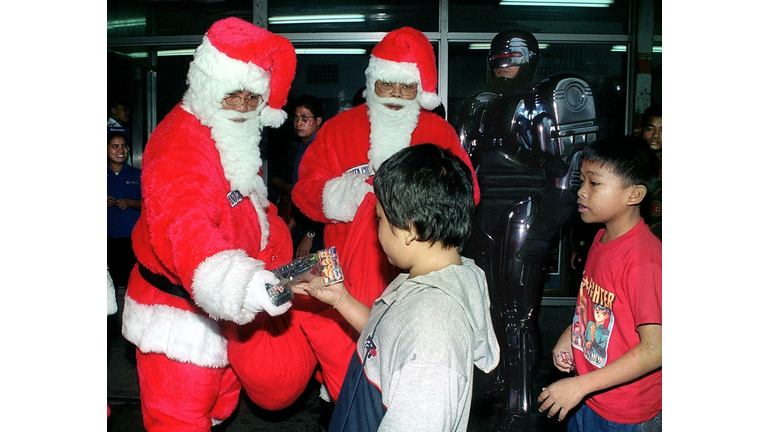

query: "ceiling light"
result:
(159, 49), (196, 57)
(107, 18), (147, 30)
(295, 48), (367, 55)
(370, 12), (390, 21)
(610, 45), (662, 53)
(125, 48), (367, 59)
(125, 49), (196, 59)
(500, 0), (613, 7)
(268, 14), (365, 25)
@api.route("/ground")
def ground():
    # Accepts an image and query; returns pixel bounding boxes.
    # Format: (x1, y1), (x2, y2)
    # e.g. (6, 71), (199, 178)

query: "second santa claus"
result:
(289, 26), (481, 402)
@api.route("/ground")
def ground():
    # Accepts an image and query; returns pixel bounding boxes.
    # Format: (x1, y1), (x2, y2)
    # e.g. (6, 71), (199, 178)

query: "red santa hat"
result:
(365, 27), (441, 110)
(185, 17), (296, 127)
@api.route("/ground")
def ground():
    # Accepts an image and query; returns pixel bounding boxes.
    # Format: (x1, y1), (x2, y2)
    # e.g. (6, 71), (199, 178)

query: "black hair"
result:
(293, 94), (324, 119)
(582, 136), (659, 194)
(373, 144), (475, 250)
(107, 131), (128, 145)
(352, 87), (366, 107)
(109, 99), (129, 110)
(641, 105), (662, 127)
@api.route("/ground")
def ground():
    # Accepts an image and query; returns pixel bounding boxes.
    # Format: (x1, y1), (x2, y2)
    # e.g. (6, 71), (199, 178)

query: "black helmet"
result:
(488, 29), (539, 88)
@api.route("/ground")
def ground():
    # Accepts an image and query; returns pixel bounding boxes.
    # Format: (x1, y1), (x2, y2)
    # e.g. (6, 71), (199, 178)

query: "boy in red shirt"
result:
(538, 136), (662, 431)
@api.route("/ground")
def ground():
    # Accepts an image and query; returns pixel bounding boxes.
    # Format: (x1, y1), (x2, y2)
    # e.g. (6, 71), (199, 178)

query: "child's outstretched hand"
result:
(295, 275), (368, 333)
(292, 275), (347, 307)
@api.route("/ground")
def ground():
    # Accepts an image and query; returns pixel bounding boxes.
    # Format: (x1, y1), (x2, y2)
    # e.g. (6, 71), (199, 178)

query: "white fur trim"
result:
(190, 36), (270, 99)
(322, 173), (373, 222)
(122, 296), (229, 368)
(107, 268), (118, 315)
(191, 249), (268, 324)
(249, 192), (270, 250)
(365, 56), (421, 86)
(260, 105), (288, 128)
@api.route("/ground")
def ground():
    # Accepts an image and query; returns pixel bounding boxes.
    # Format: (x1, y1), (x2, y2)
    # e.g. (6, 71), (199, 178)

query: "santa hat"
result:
(365, 27), (441, 110)
(186, 17), (296, 127)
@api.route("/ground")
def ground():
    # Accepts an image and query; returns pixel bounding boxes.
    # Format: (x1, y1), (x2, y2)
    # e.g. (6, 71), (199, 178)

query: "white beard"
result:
(208, 111), (267, 202)
(183, 99), (272, 250)
(366, 92), (420, 171)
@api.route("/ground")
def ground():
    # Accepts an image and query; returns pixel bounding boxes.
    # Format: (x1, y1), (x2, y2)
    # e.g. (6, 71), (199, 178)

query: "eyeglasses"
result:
(223, 93), (263, 109)
(292, 114), (316, 123)
(375, 81), (418, 97)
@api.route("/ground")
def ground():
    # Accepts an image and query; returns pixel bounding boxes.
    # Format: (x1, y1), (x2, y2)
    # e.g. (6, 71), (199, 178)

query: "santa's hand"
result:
(322, 172), (374, 222)
(243, 268), (292, 316)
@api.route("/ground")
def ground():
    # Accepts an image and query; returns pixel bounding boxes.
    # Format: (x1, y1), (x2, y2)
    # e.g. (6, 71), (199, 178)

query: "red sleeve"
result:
(137, 107), (263, 288)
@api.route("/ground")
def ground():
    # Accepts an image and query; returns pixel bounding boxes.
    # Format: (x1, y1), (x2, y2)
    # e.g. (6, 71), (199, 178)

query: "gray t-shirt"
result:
(330, 257), (500, 432)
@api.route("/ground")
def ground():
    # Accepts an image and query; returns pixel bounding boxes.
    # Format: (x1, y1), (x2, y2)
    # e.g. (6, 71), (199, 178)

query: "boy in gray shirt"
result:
(295, 143), (500, 431)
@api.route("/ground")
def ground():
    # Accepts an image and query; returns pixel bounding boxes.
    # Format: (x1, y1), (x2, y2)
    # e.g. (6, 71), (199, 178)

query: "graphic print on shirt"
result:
(364, 334), (378, 359)
(572, 275), (615, 368)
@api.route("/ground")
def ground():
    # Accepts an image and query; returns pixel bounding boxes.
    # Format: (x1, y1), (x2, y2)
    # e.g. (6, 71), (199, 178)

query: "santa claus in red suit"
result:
(121, 18), (325, 431)
(291, 27), (480, 402)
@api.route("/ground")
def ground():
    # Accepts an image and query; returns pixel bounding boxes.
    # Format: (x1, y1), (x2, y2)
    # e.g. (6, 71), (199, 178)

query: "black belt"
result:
(138, 263), (192, 301)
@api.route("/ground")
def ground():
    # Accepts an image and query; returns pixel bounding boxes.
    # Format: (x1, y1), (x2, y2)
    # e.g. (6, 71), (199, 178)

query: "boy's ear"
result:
(627, 185), (647, 206)
(404, 224), (419, 246)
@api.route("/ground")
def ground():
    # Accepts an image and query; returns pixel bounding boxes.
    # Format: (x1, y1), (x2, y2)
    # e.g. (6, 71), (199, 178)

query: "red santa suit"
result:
(120, 18), (318, 431)
(291, 27), (480, 402)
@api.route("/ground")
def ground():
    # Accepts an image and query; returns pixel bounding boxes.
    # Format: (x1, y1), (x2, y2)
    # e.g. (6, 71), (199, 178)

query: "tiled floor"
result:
(108, 287), (574, 431)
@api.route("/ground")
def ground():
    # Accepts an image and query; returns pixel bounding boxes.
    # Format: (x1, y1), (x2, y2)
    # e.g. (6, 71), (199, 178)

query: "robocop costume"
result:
(456, 29), (598, 430)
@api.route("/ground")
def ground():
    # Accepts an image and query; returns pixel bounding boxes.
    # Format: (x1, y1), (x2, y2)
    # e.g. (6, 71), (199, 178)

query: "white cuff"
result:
(322, 172), (373, 222)
(192, 250), (278, 324)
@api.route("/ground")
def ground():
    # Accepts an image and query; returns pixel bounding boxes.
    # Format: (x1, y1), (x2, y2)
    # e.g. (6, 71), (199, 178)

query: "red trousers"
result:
(135, 351), (241, 431)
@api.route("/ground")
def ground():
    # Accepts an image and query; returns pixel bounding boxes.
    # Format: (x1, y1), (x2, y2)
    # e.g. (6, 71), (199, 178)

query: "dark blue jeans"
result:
(568, 404), (661, 432)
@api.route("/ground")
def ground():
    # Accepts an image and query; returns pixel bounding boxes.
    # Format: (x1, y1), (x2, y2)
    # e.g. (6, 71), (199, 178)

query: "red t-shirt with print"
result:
(571, 220), (662, 423)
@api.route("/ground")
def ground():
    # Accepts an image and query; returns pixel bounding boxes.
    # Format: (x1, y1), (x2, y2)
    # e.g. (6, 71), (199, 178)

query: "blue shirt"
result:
(107, 163), (142, 238)
(292, 135), (315, 185)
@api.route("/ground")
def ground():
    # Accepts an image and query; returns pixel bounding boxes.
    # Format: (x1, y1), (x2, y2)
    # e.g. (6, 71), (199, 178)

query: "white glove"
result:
(322, 172), (373, 222)
(243, 268), (291, 316)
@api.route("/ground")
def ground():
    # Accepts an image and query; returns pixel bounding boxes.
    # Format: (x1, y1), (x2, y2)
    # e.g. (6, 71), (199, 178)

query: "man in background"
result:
(640, 105), (661, 240)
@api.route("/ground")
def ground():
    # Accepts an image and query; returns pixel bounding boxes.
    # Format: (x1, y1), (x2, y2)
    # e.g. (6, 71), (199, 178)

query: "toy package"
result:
(557, 351), (574, 369)
(266, 247), (344, 306)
